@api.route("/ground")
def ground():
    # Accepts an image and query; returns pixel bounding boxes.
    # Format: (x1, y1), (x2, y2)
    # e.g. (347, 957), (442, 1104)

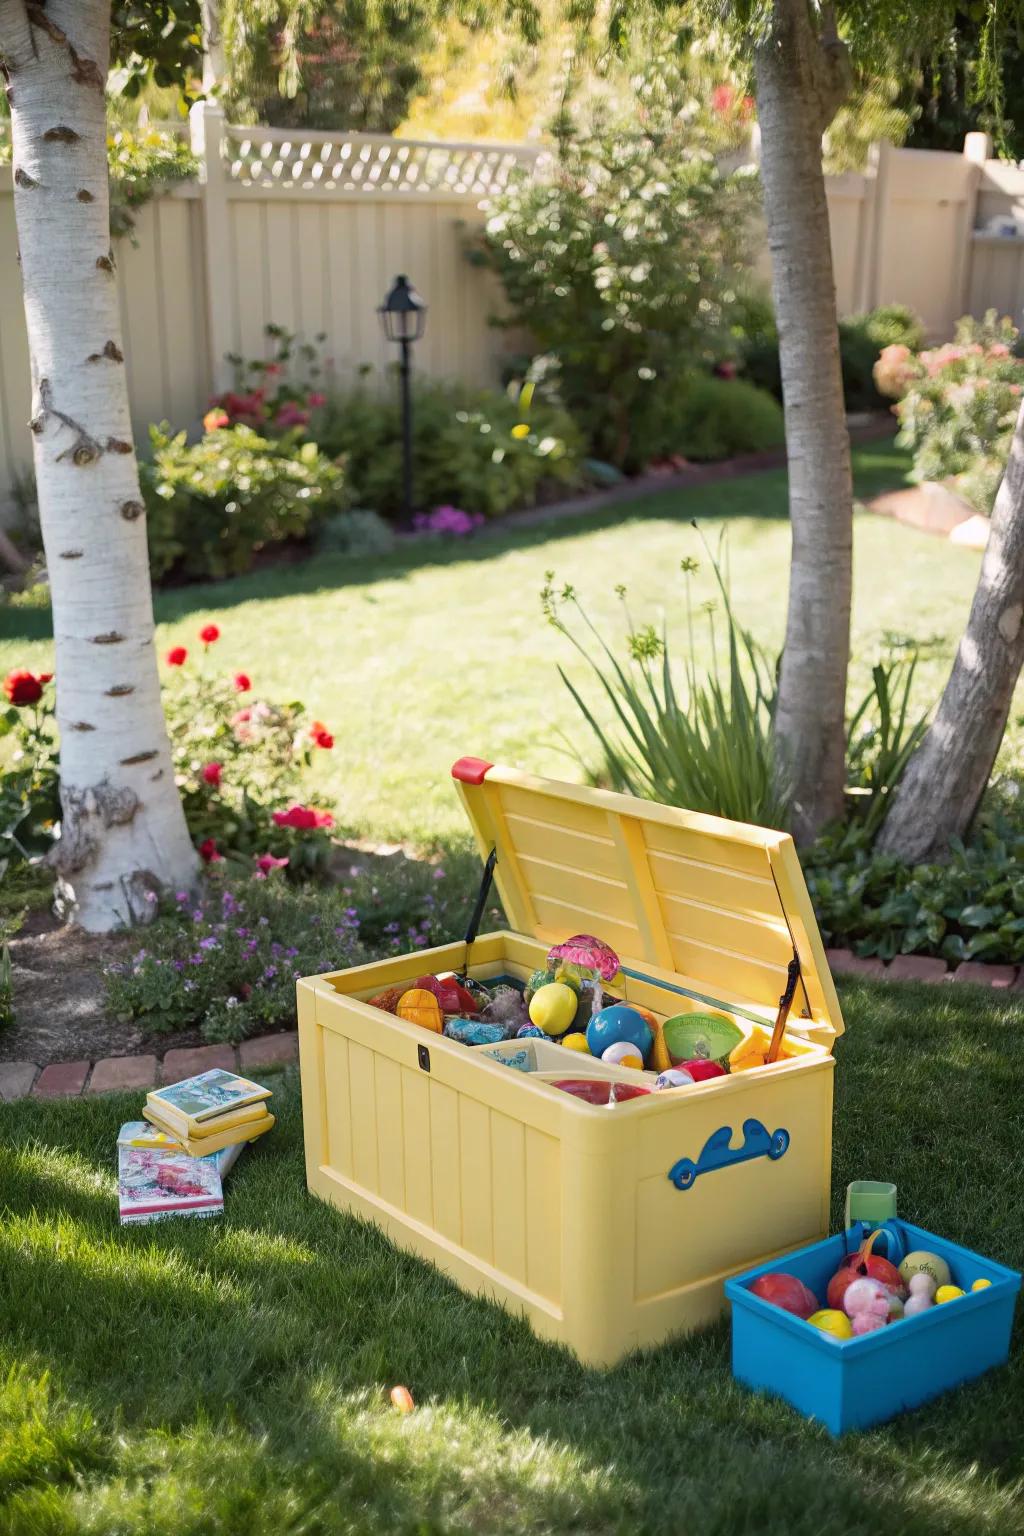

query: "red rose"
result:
(3, 669), (51, 706)
(199, 624), (220, 645)
(199, 837), (223, 862)
(166, 646), (188, 667)
(272, 804), (334, 830)
(233, 672), (251, 693)
(254, 852), (290, 878)
(202, 762), (223, 787)
(3, 663), (51, 703)
(310, 720), (334, 750)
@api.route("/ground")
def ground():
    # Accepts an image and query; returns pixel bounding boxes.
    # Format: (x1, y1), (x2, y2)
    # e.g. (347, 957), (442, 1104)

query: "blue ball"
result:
(517, 1023), (544, 1038)
(586, 1004), (653, 1063)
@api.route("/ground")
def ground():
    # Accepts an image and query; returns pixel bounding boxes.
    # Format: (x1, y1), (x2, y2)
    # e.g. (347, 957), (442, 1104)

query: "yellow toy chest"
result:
(297, 759), (844, 1366)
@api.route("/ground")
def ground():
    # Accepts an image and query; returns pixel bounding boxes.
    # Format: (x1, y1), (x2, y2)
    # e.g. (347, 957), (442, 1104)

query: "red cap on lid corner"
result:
(451, 757), (494, 785)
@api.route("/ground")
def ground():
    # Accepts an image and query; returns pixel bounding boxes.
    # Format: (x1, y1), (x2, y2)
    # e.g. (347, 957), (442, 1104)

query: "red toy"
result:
(826, 1228), (907, 1310)
(750, 1271), (818, 1319)
(676, 1058), (727, 1083)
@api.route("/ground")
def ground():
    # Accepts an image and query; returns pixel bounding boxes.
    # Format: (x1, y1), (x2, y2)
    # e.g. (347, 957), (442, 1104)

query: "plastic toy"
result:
(935, 1284), (965, 1304)
(842, 1276), (892, 1335)
(973, 1278), (992, 1291)
(586, 1004), (653, 1062)
(390, 1386), (415, 1414)
(729, 1024), (774, 1073)
(443, 1019), (505, 1047)
(899, 1250), (952, 1290)
(561, 1032), (590, 1053)
(749, 1271), (818, 1319)
(667, 1118), (790, 1191)
(547, 934), (621, 982)
(826, 1229), (906, 1310)
(570, 980), (602, 1031)
(676, 1058), (727, 1082)
(368, 985), (408, 1014)
(528, 982), (578, 1036)
(415, 974), (480, 1015)
(396, 988), (443, 1033)
(662, 1012), (744, 1069)
(845, 1180), (898, 1227)
(807, 1308), (854, 1340)
(552, 1078), (649, 1105)
(517, 1024), (544, 1038)
(525, 968), (556, 1004)
(902, 1273), (936, 1318)
(654, 1068), (695, 1090)
(601, 1041), (644, 1070)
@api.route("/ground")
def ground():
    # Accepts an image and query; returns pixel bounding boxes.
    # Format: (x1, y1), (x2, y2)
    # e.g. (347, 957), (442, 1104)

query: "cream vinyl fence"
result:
(3, 110), (1024, 504)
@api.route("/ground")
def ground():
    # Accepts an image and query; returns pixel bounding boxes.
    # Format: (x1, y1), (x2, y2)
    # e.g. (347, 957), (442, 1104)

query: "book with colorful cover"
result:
(117, 1137), (224, 1225)
(143, 1096), (269, 1142)
(117, 1121), (247, 1178)
(147, 1068), (271, 1129)
(142, 1104), (275, 1159)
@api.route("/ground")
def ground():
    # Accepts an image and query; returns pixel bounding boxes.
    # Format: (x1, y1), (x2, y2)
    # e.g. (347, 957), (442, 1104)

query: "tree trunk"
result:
(755, 0), (854, 844)
(201, 0), (226, 93)
(0, 0), (198, 930)
(878, 402), (1024, 861)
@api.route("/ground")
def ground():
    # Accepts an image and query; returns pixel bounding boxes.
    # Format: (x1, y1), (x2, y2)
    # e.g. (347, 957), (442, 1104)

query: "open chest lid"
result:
(452, 758), (844, 1043)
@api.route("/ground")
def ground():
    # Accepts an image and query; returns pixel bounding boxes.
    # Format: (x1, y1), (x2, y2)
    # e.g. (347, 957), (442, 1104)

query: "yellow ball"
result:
(935, 1285), (965, 1305)
(601, 1041), (644, 1070)
(529, 982), (578, 1037)
(561, 1032), (591, 1053)
(807, 1309), (853, 1341)
(971, 1278), (992, 1292)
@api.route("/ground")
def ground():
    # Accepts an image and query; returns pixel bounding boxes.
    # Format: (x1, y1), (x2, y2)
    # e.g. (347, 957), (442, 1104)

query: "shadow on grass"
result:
(0, 443), (910, 646)
(4, 980), (1024, 1536)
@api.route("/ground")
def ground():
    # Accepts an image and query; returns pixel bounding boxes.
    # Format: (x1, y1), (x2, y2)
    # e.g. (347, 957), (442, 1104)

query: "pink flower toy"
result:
(843, 1276), (892, 1336)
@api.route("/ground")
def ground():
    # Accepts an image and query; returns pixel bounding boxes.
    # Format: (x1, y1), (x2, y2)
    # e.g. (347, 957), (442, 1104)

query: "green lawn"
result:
(2, 978), (1023, 1534)
(3, 441), (1006, 850)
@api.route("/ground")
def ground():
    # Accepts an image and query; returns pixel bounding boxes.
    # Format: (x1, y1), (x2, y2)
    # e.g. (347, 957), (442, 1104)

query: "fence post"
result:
(960, 131), (991, 316)
(859, 138), (893, 313)
(190, 101), (234, 396)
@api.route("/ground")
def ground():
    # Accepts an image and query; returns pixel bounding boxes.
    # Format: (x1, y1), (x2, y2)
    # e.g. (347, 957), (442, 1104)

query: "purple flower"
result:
(413, 504), (484, 537)
(263, 965), (278, 981)
(189, 953), (205, 966)
(433, 868), (445, 880)
(172, 959), (185, 972)
(199, 936), (219, 951)
(235, 927), (250, 938)
(175, 891), (189, 903)
(285, 946), (299, 958)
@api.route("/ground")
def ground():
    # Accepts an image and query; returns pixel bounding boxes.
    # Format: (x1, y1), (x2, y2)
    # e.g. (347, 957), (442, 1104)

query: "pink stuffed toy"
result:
(843, 1276), (892, 1336)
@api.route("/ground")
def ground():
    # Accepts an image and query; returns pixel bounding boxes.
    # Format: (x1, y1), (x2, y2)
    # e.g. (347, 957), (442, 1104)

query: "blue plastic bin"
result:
(725, 1220), (1020, 1434)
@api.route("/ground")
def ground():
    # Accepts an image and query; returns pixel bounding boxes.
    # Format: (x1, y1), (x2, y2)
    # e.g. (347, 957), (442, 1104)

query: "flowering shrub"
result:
(0, 627), (338, 895)
(104, 847), (497, 1042)
(874, 311), (1024, 513)
(0, 671), (60, 886)
(160, 625), (337, 879)
(141, 423), (347, 582)
(413, 505), (485, 537)
(476, 54), (757, 470)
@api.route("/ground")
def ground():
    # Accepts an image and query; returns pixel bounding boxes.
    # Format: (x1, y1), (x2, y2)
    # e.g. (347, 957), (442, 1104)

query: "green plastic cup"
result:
(845, 1180), (897, 1228)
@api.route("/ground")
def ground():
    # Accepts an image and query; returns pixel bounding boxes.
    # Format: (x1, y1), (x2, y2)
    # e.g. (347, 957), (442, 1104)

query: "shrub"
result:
(104, 845), (498, 1042)
(1, 628), (338, 894)
(312, 377), (583, 519)
(315, 508), (396, 559)
(672, 376), (785, 462)
(141, 424), (347, 581)
(476, 59), (757, 470)
(874, 310), (1024, 513)
(541, 533), (791, 830)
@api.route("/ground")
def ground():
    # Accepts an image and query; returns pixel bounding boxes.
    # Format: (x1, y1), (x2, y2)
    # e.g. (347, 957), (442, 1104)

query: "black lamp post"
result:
(377, 274), (427, 519)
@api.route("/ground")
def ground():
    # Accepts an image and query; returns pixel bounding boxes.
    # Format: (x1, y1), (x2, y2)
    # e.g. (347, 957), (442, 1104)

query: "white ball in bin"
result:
(654, 1068), (695, 1090)
(601, 1041), (644, 1070)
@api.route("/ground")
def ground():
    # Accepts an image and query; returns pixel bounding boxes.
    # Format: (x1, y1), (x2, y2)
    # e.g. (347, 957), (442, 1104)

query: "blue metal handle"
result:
(667, 1117), (791, 1191)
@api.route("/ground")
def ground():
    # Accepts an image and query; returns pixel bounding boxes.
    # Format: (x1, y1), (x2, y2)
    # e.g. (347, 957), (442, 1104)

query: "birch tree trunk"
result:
(201, 0), (226, 93)
(878, 402), (1024, 860)
(0, 0), (198, 930)
(755, 0), (853, 844)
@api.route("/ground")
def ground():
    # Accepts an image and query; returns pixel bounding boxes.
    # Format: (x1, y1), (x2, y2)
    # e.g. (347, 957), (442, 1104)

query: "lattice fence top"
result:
(224, 127), (541, 197)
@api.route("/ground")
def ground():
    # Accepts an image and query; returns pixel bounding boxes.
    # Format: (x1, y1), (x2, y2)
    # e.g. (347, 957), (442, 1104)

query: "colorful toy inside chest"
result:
(727, 1221), (1021, 1433)
(297, 760), (846, 1365)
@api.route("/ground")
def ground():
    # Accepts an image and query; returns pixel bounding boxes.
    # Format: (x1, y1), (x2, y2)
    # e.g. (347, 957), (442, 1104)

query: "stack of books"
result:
(143, 1067), (275, 1156)
(116, 1068), (275, 1227)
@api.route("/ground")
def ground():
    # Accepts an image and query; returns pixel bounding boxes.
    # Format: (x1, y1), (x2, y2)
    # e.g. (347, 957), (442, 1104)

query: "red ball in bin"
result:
(750, 1271), (818, 1319)
(676, 1058), (727, 1082)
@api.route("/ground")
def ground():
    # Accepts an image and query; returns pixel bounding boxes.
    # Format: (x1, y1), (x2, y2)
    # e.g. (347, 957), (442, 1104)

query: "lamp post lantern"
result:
(377, 274), (427, 520)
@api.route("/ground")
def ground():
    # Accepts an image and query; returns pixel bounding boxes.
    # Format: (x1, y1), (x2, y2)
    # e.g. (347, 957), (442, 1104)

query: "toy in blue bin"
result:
(726, 1219), (1021, 1434)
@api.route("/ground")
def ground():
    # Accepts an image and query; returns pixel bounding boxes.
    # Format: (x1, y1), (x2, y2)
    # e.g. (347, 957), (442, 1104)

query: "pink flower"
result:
(274, 402), (310, 429)
(264, 362), (283, 376)
(254, 852), (290, 879)
(233, 672), (252, 692)
(202, 762), (223, 787)
(203, 408), (230, 433)
(307, 391), (326, 408)
(165, 646), (188, 667)
(272, 804), (334, 830)
(199, 838), (223, 862)
(199, 624), (220, 645)
(711, 84), (734, 115)
(309, 720), (334, 749)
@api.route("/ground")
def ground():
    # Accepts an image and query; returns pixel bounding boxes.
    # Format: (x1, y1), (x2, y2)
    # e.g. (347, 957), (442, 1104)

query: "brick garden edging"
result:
(0, 1031), (298, 1104)
(2, 950), (1020, 1104)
